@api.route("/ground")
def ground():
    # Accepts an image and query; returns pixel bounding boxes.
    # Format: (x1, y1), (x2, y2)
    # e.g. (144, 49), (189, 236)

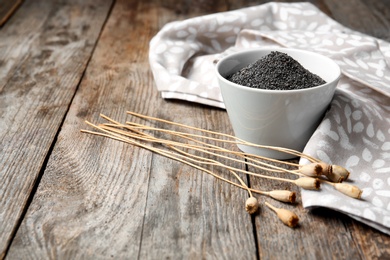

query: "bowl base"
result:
(236, 143), (299, 160)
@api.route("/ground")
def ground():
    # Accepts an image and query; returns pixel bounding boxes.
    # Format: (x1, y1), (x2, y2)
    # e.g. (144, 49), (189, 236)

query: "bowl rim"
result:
(215, 47), (341, 94)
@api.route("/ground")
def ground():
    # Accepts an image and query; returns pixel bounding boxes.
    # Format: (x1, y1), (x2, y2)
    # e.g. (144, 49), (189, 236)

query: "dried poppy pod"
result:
(333, 183), (362, 199)
(318, 162), (332, 175)
(294, 177), (320, 190)
(245, 197), (259, 214)
(332, 165), (350, 181)
(325, 171), (344, 183)
(299, 163), (343, 182)
(268, 190), (296, 203)
(298, 163), (324, 177)
(319, 162), (344, 183)
(265, 202), (299, 228)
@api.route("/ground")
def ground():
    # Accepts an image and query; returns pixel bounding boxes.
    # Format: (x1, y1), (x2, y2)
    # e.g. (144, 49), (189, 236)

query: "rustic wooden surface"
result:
(0, 0), (22, 27)
(0, 0), (389, 259)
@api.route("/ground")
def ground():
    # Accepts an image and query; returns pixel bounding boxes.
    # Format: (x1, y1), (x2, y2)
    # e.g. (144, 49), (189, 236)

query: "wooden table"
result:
(1, 0), (390, 259)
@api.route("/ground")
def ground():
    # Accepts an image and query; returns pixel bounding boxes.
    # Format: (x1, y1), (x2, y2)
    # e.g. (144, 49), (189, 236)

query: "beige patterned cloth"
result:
(149, 2), (390, 234)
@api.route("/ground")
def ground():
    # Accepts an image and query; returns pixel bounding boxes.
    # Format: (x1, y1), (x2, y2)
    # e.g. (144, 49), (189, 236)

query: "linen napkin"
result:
(149, 2), (390, 235)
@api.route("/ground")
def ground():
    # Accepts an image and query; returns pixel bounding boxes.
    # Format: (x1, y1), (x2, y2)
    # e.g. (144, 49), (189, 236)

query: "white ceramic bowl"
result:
(216, 48), (341, 159)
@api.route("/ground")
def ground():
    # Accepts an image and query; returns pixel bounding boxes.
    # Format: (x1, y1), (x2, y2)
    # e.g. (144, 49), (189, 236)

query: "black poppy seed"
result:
(227, 51), (326, 90)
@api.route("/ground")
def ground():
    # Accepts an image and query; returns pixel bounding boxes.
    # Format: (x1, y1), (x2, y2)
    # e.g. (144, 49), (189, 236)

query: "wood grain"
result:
(323, 0), (390, 41)
(1, 0), (390, 259)
(7, 0), (256, 258)
(0, 0), (22, 27)
(0, 0), (113, 258)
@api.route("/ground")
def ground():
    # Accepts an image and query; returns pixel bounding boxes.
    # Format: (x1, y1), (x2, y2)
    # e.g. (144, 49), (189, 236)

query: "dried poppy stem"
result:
(101, 113), (317, 179)
(126, 111), (320, 163)
(96, 114), (298, 171)
(126, 112), (360, 185)
(125, 121), (300, 168)
(82, 122), (296, 202)
(98, 114), (306, 179)
(124, 121), (300, 169)
(100, 124), (304, 178)
(93, 114), (323, 191)
(82, 121), (301, 202)
(95, 122), (310, 189)
(81, 124), (250, 193)
(125, 113), (354, 182)
(96, 125), (319, 193)
(128, 123), (303, 171)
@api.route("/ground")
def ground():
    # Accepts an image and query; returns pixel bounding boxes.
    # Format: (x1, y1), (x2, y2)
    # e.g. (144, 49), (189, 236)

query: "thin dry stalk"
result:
(82, 120), (302, 202)
(99, 116), (305, 178)
(95, 123), (302, 186)
(82, 122), (283, 199)
(124, 122), (302, 170)
(81, 124), (250, 193)
(126, 111), (320, 163)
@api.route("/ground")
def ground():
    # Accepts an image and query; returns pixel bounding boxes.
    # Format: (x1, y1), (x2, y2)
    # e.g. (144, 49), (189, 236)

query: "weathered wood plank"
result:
(0, 0), (22, 27)
(323, 0), (390, 41)
(0, 0), (113, 258)
(7, 0), (257, 259)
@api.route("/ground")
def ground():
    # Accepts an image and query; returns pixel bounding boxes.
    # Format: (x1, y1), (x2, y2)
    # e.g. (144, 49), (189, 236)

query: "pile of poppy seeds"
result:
(227, 51), (326, 90)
